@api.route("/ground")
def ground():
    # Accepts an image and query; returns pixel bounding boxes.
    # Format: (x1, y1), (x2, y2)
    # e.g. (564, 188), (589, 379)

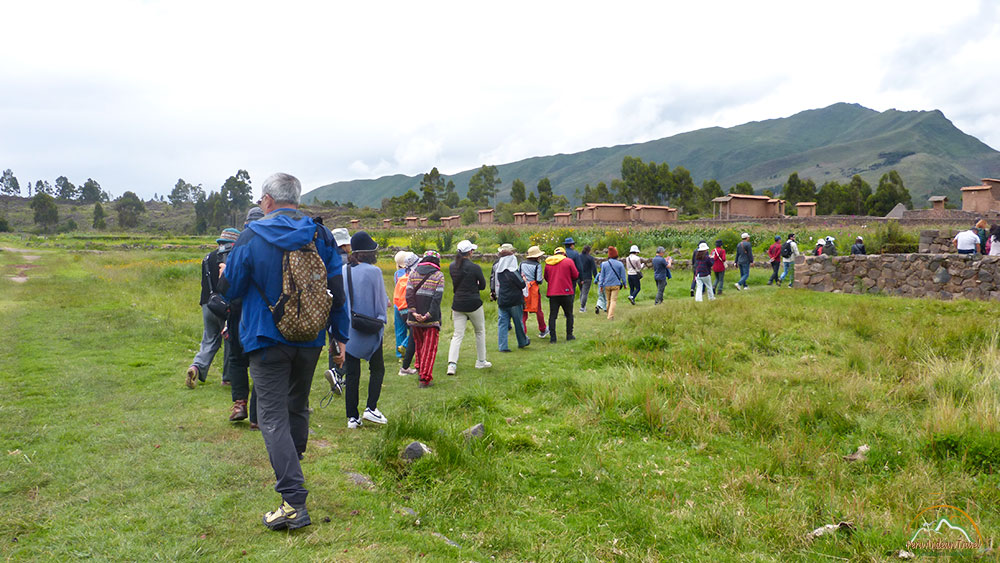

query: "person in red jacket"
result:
(767, 235), (782, 285)
(543, 246), (579, 343)
(710, 240), (726, 296)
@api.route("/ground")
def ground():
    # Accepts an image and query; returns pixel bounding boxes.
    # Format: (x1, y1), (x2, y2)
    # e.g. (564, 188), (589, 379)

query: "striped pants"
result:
(412, 326), (440, 383)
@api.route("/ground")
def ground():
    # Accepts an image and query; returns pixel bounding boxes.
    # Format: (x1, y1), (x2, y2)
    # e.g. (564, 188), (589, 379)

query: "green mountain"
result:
(303, 103), (1000, 208)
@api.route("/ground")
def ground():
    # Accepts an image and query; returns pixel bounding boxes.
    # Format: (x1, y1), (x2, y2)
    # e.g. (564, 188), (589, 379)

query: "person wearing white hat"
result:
(734, 233), (753, 291)
(521, 246), (549, 338)
(446, 240), (491, 376)
(824, 236), (838, 256)
(624, 244), (644, 305)
(814, 238), (825, 256)
(850, 236), (866, 255)
(693, 242), (716, 302)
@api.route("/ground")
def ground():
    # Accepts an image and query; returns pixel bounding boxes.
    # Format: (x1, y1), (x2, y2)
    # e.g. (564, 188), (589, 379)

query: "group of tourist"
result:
(954, 219), (1000, 256)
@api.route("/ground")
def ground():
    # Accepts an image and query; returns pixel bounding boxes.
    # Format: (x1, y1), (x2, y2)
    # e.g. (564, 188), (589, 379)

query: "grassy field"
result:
(2, 236), (999, 561)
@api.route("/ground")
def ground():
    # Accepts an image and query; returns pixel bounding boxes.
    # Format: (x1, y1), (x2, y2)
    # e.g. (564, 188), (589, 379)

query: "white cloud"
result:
(0, 0), (997, 199)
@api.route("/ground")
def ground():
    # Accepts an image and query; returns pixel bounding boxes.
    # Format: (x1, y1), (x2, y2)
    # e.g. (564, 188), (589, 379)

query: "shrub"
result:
(0, 216), (10, 232)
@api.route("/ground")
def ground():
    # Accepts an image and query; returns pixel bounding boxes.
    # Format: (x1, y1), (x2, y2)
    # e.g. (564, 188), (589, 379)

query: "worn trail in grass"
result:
(2, 244), (999, 561)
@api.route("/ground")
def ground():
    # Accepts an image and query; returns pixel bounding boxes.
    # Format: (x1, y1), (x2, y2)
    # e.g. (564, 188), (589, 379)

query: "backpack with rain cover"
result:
(256, 226), (333, 341)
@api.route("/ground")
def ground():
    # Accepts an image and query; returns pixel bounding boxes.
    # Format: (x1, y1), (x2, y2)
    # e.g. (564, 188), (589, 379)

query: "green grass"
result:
(2, 240), (1000, 561)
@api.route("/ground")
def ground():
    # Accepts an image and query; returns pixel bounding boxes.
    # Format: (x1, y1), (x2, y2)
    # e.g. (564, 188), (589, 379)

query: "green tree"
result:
(467, 165), (501, 207)
(510, 178), (526, 204)
(443, 180), (459, 208)
(30, 192), (58, 229)
(114, 191), (146, 228)
(221, 170), (252, 224)
(781, 172), (817, 208)
(78, 179), (105, 203)
(1, 169), (20, 197)
(816, 181), (844, 215)
(536, 177), (553, 215)
(865, 170), (911, 216)
(844, 175), (872, 215)
(419, 167), (446, 211)
(35, 180), (53, 196)
(670, 166), (697, 214)
(381, 189), (422, 218)
(169, 178), (195, 206)
(93, 202), (106, 229)
(55, 176), (77, 200)
(698, 179), (724, 214)
(729, 182), (754, 195)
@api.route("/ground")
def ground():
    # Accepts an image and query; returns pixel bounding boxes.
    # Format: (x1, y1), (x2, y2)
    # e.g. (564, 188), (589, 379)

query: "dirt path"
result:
(2, 247), (43, 283)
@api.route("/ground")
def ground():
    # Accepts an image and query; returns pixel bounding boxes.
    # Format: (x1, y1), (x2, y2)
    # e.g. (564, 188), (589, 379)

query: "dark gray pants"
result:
(578, 278), (593, 310)
(249, 344), (321, 507)
(655, 278), (667, 304)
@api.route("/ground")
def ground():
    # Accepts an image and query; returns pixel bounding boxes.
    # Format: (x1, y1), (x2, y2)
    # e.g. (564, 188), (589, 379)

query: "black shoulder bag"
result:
(347, 264), (385, 334)
(206, 256), (231, 320)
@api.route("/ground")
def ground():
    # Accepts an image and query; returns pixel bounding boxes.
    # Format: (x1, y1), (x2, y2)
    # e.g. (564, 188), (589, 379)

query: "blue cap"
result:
(564, 237), (575, 245)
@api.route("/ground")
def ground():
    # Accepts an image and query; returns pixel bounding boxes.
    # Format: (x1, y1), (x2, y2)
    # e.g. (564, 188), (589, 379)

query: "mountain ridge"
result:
(304, 103), (1000, 208)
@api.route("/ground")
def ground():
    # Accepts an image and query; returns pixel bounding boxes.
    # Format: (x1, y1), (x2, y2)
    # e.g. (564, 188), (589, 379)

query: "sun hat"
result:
(554, 246), (566, 255)
(697, 242), (710, 252)
(826, 236), (835, 243)
(394, 251), (409, 268)
(457, 240), (477, 253)
(629, 245), (639, 253)
(741, 232), (750, 239)
(217, 228), (240, 244)
(498, 243), (515, 255)
(857, 236), (863, 241)
(564, 237), (575, 245)
(332, 228), (350, 247)
(350, 231), (378, 252)
(403, 252), (420, 269)
(526, 245), (544, 259)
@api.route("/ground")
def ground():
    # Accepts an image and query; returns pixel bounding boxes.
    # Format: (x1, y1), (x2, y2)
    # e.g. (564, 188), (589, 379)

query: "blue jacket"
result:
(222, 208), (349, 354)
(652, 255), (669, 281)
(343, 262), (389, 361)
(597, 258), (627, 289)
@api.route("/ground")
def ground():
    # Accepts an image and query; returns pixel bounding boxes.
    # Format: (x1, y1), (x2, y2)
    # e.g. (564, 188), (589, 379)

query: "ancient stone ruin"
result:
(797, 253), (1000, 301)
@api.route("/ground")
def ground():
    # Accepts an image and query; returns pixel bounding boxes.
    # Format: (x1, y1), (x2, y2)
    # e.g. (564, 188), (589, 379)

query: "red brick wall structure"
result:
(961, 179), (1000, 213)
(797, 253), (1000, 301)
(477, 209), (494, 224)
(712, 194), (785, 219)
(554, 212), (572, 225)
(628, 204), (678, 223)
(578, 203), (630, 222)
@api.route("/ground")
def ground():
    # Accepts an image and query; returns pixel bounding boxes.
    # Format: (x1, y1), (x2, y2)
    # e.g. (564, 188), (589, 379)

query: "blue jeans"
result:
(393, 307), (409, 357)
(738, 263), (750, 287)
(498, 303), (529, 350)
(779, 262), (794, 285)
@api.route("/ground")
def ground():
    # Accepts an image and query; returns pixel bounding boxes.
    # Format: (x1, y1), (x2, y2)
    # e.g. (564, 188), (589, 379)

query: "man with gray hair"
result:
(219, 172), (350, 531)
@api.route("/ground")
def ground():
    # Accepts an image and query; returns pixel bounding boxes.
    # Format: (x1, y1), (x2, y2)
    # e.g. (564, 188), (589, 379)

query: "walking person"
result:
(544, 246), (579, 342)
(693, 242), (716, 302)
(779, 233), (800, 287)
(734, 233), (753, 291)
(391, 251), (414, 359)
(711, 240), (726, 295)
(521, 245), (548, 338)
(689, 240), (707, 297)
(652, 247), (670, 304)
(185, 227), (241, 388)
(594, 259), (607, 314)
(447, 240), (491, 376)
(225, 208), (265, 426)
(850, 236), (866, 255)
(395, 253), (421, 376)
(624, 245), (644, 304)
(494, 251), (530, 351)
(219, 172), (349, 531)
(342, 232), (389, 429)
(767, 235), (782, 285)
(597, 246), (627, 320)
(563, 237), (580, 308)
(576, 245), (597, 313)
(407, 250), (446, 388)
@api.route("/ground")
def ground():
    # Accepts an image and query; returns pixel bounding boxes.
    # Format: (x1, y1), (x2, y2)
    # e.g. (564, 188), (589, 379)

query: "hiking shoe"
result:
(229, 400), (248, 422)
(221, 380), (231, 387)
(595, 307), (600, 315)
(734, 283), (741, 291)
(397, 344), (407, 356)
(262, 501), (311, 531)
(398, 367), (417, 376)
(185, 365), (199, 389)
(566, 335), (576, 341)
(347, 417), (363, 429)
(324, 369), (343, 396)
(249, 422), (259, 430)
(518, 340), (531, 349)
(628, 295), (635, 305)
(362, 408), (387, 425)
(446, 362), (457, 376)
(578, 307), (585, 313)
(539, 329), (549, 338)
(475, 360), (492, 369)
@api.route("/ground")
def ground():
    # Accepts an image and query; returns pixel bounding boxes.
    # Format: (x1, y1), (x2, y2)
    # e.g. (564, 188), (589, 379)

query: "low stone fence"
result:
(798, 253), (1000, 301)
(919, 229), (959, 253)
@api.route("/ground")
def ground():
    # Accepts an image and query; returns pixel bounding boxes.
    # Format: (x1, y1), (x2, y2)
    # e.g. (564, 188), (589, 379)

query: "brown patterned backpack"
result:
(257, 226), (332, 341)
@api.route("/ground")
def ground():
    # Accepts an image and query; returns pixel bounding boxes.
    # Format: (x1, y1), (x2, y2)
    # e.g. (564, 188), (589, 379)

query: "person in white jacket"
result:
(778, 233), (800, 288)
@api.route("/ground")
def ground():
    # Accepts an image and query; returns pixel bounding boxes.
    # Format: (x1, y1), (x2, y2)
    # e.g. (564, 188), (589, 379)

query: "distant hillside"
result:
(303, 103), (1000, 208)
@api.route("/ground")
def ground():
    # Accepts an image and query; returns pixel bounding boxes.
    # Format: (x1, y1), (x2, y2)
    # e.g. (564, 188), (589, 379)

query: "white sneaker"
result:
(578, 307), (585, 313)
(398, 367), (417, 376)
(347, 417), (362, 429)
(475, 360), (492, 369)
(446, 362), (457, 376)
(362, 408), (387, 425)
(734, 283), (741, 291)
(324, 369), (343, 396)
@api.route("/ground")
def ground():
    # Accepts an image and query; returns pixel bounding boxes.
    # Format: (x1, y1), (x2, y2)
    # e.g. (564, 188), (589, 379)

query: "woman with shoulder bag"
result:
(342, 232), (390, 429)
(446, 240), (491, 376)
(625, 245), (644, 305)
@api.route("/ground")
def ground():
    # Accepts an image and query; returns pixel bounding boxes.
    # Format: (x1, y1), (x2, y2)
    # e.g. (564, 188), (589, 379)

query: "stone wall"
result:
(798, 254), (1000, 301)
(919, 229), (959, 253)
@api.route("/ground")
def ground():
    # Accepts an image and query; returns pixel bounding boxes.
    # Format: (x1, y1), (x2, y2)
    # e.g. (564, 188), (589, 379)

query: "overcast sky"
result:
(2, 0), (998, 200)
